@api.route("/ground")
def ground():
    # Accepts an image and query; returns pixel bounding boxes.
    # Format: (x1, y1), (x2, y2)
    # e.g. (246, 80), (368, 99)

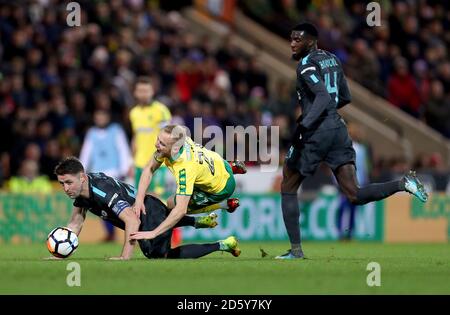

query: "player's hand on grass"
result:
(130, 230), (156, 240)
(132, 201), (146, 217)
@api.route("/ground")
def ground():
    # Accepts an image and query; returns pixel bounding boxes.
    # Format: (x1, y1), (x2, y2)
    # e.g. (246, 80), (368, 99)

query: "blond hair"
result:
(162, 125), (187, 143)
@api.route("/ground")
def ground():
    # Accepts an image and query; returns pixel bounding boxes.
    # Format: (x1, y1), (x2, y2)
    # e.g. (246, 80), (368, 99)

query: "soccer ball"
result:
(46, 227), (78, 258)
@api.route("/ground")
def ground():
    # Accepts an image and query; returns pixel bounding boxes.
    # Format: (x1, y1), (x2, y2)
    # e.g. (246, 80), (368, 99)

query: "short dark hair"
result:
(291, 22), (318, 39)
(135, 76), (152, 86)
(54, 157), (84, 176)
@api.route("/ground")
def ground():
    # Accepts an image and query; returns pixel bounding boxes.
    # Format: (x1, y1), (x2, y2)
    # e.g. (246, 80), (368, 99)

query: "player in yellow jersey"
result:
(130, 77), (186, 245)
(130, 125), (246, 241)
(129, 76), (172, 195)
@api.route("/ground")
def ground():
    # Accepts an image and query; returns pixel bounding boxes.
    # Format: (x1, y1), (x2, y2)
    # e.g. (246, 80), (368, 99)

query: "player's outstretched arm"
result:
(111, 207), (140, 260)
(130, 195), (189, 240)
(133, 155), (161, 216)
(67, 206), (87, 236)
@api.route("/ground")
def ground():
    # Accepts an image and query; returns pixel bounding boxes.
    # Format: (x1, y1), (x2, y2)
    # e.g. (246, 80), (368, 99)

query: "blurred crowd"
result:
(241, 0), (450, 138)
(0, 0), (449, 193)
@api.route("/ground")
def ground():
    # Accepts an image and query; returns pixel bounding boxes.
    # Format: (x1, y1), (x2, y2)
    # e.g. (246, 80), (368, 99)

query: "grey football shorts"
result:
(286, 126), (356, 176)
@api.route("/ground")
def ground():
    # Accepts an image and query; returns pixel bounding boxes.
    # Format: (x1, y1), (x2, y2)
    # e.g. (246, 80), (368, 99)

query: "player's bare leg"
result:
(166, 194), (239, 213)
(277, 163), (306, 259)
(187, 198), (240, 214)
(334, 163), (428, 204)
(165, 194), (219, 229)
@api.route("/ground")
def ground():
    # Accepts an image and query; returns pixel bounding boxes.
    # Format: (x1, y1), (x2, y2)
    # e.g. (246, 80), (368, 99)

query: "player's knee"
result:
(344, 189), (360, 205)
(280, 180), (298, 194)
(348, 195), (359, 205)
(138, 239), (153, 259)
(281, 173), (301, 193)
(281, 166), (304, 193)
(166, 247), (181, 259)
(349, 193), (366, 205)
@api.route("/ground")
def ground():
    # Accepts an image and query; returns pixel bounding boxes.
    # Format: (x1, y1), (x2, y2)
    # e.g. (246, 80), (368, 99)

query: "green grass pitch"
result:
(1, 241), (449, 294)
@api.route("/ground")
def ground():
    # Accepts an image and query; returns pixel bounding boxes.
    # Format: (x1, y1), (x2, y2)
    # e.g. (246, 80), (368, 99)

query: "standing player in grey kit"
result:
(277, 23), (428, 259)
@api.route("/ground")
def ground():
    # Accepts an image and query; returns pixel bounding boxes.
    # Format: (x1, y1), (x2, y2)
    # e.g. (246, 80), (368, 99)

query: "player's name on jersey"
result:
(318, 58), (338, 70)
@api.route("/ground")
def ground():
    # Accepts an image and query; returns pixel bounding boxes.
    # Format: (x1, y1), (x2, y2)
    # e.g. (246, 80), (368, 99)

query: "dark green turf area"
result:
(1, 242), (449, 294)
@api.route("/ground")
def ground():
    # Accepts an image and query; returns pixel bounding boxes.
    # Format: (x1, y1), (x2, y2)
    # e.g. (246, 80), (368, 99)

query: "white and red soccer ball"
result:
(46, 227), (78, 258)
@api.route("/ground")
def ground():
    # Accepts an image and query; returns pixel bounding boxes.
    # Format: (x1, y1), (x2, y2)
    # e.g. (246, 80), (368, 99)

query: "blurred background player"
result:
(79, 109), (132, 241)
(132, 125), (246, 241)
(130, 76), (172, 196)
(54, 156), (235, 260)
(278, 23), (428, 259)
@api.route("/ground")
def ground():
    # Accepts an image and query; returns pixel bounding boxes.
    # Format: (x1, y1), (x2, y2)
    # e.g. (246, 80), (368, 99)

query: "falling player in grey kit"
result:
(54, 157), (240, 260)
(277, 23), (428, 259)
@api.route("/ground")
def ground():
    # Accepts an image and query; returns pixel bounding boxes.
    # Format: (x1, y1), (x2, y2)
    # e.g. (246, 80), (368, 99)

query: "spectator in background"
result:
(437, 62), (450, 93)
(0, 99), (15, 158)
(425, 80), (450, 138)
(345, 38), (383, 96)
(387, 57), (422, 118)
(79, 109), (132, 242)
(183, 98), (203, 137)
(68, 92), (91, 140)
(40, 139), (61, 181)
(8, 159), (52, 194)
(175, 55), (204, 103)
(373, 40), (391, 90)
(413, 60), (431, 106)
(23, 142), (41, 163)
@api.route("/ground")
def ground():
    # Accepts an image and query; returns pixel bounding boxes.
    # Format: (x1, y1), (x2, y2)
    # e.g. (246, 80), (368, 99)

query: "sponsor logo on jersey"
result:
(108, 193), (118, 207)
(112, 200), (131, 215)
